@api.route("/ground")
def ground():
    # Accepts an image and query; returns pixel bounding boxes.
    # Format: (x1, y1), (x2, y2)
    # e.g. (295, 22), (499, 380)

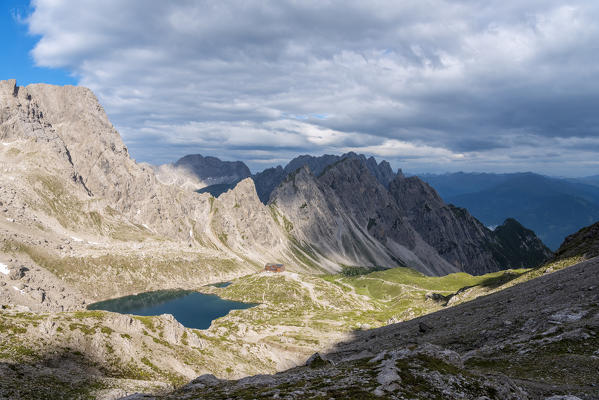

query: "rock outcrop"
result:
(552, 220), (599, 261)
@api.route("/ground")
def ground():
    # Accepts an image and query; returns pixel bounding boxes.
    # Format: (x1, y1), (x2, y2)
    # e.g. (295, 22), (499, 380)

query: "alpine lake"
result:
(87, 284), (255, 329)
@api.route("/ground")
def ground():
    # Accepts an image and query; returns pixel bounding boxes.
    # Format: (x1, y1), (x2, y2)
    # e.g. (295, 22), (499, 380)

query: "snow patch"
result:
(70, 236), (83, 242)
(0, 263), (9, 275)
(136, 209), (141, 215)
(2, 142), (11, 146)
(12, 286), (25, 294)
(189, 228), (193, 238)
(142, 224), (150, 230)
(487, 225), (498, 231)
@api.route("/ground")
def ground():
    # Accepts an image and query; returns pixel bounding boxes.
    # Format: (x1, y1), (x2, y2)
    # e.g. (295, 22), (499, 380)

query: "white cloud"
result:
(24, 0), (599, 175)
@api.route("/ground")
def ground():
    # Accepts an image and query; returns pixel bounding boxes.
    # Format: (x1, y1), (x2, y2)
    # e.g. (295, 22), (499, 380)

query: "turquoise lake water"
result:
(87, 289), (256, 329)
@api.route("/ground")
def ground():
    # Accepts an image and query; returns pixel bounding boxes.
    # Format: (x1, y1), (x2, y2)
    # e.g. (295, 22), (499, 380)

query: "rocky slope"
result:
(156, 256), (599, 400)
(271, 158), (551, 276)
(390, 176), (552, 274)
(552, 220), (599, 262)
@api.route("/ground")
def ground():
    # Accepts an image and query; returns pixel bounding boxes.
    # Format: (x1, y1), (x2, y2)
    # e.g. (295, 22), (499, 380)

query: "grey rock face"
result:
(174, 154), (251, 185)
(274, 157), (550, 275)
(0, 80), (291, 274)
(389, 174), (552, 274)
(252, 165), (286, 204)
(254, 152), (400, 204)
(271, 161), (457, 275)
(389, 175), (501, 274)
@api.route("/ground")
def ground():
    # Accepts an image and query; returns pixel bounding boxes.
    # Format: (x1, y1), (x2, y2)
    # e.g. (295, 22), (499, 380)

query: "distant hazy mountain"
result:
(174, 154), (251, 185)
(153, 154), (251, 191)
(421, 172), (599, 250)
(571, 175), (599, 188)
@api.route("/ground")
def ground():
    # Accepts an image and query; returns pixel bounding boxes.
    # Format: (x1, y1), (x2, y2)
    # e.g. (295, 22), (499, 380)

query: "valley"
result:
(0, 79), (597, 399)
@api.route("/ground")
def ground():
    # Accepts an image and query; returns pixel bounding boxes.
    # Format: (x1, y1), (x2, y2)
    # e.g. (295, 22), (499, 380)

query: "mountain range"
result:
(1, 79), (598, 399)
(167, 152), (599, 253)
(157, 150), (552, 275)
(420, 172), (599, 250)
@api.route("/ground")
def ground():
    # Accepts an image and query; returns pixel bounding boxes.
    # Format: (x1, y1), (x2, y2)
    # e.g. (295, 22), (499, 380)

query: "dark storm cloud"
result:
(26, 0), (599, 175)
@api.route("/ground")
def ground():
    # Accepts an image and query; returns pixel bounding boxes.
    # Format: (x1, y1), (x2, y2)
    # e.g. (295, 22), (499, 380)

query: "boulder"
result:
(305, 352), (331, 368)
(9, 266), (27, 280)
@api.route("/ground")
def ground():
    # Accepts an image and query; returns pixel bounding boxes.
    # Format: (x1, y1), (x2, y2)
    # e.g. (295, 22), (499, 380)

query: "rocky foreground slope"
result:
(152, 256), (599, 400)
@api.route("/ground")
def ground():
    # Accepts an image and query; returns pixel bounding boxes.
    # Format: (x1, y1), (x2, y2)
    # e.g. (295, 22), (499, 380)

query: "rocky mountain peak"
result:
(253, 151), (398, 204)
(0, 79), (18, 97)
(174, 154), (251, 184)
(389, 174), (445, 213)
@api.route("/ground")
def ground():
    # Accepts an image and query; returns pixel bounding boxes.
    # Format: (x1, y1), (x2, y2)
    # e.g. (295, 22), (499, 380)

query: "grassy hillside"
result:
(1, 256), (586, 398)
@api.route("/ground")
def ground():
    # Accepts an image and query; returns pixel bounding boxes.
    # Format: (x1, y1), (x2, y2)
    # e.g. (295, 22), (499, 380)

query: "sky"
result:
(2, 0), (599, 176)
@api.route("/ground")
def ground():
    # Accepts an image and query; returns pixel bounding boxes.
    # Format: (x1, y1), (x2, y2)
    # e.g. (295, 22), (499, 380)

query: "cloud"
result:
(24, 0), (599, 175)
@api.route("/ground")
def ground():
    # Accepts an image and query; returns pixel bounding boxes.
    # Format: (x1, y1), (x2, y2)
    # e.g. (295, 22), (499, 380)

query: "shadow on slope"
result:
(0, 349), (107, 400)
(165, 257), (599, 399)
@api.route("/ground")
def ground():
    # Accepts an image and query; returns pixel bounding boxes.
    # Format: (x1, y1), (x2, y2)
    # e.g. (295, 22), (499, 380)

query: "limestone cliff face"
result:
(389, 175), (552, 274)
(389, 175), (500, 274)
(253, 152), (399, 204)
(317, 159), (456, 275)
(272, 157), (551, 275)
(270, 166), (399, 270)
(209, 178), (288, 263)
(0, 79), (551, 278)
(0, 80), (289, 273)
(1, 80), (211, 240)
(271, 161), (458, 275)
